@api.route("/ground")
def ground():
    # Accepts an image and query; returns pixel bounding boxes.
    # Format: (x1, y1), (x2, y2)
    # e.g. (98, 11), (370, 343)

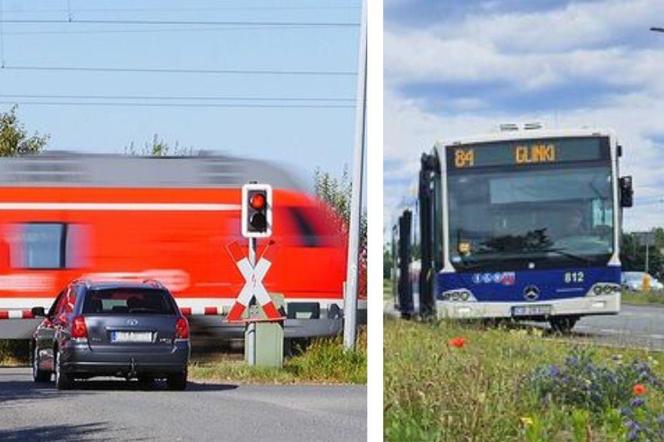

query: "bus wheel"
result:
(549, 316), (579, 334)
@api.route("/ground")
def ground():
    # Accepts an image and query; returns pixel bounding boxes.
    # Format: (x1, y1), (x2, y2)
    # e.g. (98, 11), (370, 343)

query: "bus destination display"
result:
(448, 137), (607, 169)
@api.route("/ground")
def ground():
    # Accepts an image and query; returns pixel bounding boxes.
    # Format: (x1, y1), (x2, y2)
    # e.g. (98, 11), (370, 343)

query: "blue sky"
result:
(384, 0), (664, 232)
(0, 0), (361, 186)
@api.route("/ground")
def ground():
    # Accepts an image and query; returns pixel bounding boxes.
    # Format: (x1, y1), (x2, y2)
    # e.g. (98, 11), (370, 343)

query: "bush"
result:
(0, 340), (30, 365)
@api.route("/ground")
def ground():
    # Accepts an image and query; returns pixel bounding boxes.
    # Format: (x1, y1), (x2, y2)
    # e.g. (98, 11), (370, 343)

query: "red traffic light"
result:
(249, 193), (266, 210)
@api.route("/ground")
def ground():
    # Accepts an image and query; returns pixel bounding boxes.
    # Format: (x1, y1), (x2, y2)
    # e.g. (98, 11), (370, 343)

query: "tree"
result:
(621, 230), (664, 278)
(313, 166), (367, 296)
(0, 105), (49, 156)
(125, 134), (193, 156)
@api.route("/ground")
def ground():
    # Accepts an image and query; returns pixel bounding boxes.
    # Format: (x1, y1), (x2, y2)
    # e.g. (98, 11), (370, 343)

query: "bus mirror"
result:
(619, 176), (633, 208)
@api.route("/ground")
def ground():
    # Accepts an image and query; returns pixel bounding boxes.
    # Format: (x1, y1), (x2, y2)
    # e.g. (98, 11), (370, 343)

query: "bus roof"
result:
(0, 151), (305, 190)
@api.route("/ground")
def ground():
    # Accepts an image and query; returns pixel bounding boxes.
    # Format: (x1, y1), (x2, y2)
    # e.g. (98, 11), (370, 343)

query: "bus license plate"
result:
(512, 305), (552, 317)
(111, 331), (153, 343)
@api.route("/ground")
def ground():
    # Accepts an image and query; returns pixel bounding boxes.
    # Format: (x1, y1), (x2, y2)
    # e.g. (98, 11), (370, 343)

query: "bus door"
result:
(418, 153), (439, 318)
(397, 210), (413, 318)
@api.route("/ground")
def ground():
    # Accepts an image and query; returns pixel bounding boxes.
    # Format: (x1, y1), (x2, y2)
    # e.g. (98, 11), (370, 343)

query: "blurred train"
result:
(0, 152), (365, 339)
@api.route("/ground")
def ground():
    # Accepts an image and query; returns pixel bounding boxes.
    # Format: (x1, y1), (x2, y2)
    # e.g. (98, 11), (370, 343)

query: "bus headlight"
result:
(441, 290), (477, 302)
(588, 283), (620, 297)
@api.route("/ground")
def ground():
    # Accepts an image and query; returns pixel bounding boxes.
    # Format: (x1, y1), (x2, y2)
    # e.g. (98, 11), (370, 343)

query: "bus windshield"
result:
(448, 165), (614, 270)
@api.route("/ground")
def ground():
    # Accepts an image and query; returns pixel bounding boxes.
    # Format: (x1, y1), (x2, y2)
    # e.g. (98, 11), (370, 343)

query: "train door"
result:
(0, 235), (8, 277)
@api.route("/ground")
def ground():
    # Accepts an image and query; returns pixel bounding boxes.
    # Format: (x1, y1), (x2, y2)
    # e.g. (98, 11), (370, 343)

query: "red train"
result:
(0, 152), (365, 339)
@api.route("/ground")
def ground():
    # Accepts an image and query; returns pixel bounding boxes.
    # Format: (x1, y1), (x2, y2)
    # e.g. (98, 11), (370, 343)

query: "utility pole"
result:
(343, 0), (367, 350)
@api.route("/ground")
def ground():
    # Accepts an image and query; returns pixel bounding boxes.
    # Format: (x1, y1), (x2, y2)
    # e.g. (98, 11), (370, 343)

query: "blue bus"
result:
(391, 126), (633, 332)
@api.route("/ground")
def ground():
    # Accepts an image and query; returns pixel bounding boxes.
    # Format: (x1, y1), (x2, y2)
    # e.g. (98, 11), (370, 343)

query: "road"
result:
(0, 368), (366, 442)
(569, 304), (664, 350)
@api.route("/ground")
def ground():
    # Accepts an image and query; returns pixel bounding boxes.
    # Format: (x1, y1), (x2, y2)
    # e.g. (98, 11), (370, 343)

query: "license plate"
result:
(512, 305), (552, 317)
(110, 331), (153, 343)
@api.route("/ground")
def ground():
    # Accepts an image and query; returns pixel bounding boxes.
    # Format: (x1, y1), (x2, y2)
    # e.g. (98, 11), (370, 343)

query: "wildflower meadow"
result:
(384, 318), (664, 441)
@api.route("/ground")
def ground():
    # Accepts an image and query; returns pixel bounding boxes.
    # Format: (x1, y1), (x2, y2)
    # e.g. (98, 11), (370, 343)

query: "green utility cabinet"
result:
(243, 294), (285, 368)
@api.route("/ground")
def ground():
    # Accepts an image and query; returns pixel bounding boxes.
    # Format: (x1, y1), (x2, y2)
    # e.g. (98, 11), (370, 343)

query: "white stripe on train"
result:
(0, 203), (241, 211)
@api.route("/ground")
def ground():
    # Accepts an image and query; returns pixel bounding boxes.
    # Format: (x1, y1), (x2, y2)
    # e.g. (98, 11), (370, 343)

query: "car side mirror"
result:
(31, 307), (46, 318)
(619, 176), (633, 208)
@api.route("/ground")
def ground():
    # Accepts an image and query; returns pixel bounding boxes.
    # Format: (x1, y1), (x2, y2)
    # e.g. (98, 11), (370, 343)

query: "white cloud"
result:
(385, 0), (664, 92)
(384, 0), (664, 232)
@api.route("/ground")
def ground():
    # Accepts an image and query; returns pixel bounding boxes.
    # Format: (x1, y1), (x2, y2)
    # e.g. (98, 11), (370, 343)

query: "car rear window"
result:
(82, 288), (176, 315)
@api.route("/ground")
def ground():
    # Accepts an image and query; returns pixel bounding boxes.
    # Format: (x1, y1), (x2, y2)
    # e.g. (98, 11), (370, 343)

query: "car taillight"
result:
(175, 317), (189, 339)
(71, 315), (88, 338)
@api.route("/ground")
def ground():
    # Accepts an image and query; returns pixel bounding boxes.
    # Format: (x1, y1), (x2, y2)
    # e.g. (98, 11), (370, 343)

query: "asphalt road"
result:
(0, 368), (366, 442)
(568, 304), (664, 350)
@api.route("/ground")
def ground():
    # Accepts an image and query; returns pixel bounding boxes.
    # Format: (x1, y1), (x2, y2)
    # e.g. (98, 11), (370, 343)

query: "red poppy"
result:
(448, 337), (466, 348)
(633, 384), (647, 396)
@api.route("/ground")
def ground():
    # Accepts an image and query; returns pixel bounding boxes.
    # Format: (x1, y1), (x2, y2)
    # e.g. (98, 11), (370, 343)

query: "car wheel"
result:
(549, 316), (578, 334)
(54, 348), (74, 390)
(32, 344), (51, 383)
(166, 368), (188, 391)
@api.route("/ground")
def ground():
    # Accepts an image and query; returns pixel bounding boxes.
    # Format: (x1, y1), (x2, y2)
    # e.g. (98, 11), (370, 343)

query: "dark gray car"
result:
(31, 279), (190, 390)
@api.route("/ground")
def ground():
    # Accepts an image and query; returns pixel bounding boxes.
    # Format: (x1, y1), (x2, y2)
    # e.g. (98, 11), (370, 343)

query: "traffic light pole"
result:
(343, 0), (367, 351)
(247, 237), (257, 366)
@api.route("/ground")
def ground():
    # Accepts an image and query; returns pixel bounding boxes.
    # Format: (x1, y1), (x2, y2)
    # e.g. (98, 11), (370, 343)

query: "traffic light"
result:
(241, 183), (272, 238)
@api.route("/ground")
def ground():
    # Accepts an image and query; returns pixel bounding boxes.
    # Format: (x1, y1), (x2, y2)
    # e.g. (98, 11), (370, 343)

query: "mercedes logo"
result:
(523, 285), (540, 301)
(126, 319), (139, 326)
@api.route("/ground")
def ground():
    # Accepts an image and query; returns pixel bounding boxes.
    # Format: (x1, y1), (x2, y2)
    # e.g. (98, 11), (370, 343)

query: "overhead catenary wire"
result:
(2, 26), (337, 35)
(0, 5), (360, 14)
(0, 93), (355, 102)
(0, 101), (355, 109)
(0, 19), (359, 27)
(1, 65), (357, 76)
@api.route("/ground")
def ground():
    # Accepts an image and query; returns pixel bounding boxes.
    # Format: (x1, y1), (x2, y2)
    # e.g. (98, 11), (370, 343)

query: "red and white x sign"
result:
(227, 242), (282, 321)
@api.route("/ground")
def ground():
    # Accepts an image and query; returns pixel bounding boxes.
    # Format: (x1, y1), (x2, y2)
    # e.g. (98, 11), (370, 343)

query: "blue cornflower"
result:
(628, 428), (639, 441)
(630, 398), (645, 408)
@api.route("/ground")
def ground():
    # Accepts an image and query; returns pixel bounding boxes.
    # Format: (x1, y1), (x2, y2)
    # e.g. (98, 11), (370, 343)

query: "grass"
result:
(190, 328), (367, 385)
(384, 318), (664, 441)
(622, 291), (664, 306)
(384, 278), (394, 301)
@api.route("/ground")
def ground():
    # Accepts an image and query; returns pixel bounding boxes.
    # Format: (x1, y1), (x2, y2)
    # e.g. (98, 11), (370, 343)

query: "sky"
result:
(0, 0), (361, 187)
(384, 0), (664, 233)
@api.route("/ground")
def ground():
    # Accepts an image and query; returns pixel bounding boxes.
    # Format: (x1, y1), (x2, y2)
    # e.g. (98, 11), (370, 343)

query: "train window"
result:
(288, 207), (321, 247)
(10, 223), (89, 270)
(17, 223), (65, 269)
(65, 224), (90, 268)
